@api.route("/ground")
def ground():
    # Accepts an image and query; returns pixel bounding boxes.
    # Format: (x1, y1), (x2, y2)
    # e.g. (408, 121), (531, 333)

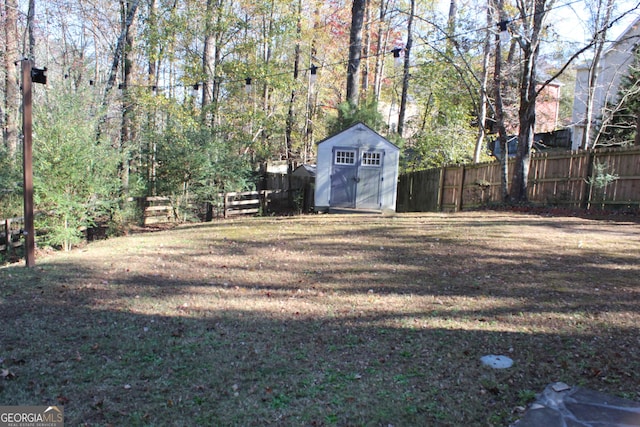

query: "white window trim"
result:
(361, 151), (382, 167)
(334, 149), (357, 165)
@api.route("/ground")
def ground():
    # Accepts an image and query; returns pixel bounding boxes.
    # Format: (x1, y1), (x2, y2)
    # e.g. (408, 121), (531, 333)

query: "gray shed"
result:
(314, 122), (399, 212)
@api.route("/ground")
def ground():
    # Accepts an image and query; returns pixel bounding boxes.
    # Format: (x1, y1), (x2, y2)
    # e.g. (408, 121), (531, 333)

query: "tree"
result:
(491, 0), (512, 201)
(34, 90), (121, 251)
(509, 0), (555, 202)
(285, 0), (303, 204)
(505, 0), (639, 201)
(397, 0), (414, 137)
(328, 97), (384, 135)
(26, 0), (35, 58)
(120, 0), (139, 197)
(154, 122), (252, 213)
(373, 0), (394, 100)
(579, 0), (615, 149)
(103, 0), (140, 102)
(202, 0), (220, 120)
(3, 0), (19, 157)
(474, 6), (492, 163)
(346, 0), (366, 107)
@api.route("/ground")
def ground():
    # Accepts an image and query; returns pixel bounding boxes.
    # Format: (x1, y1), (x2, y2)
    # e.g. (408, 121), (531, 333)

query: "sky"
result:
(436, 0), (639, 45)
(550, 0), (639, 43)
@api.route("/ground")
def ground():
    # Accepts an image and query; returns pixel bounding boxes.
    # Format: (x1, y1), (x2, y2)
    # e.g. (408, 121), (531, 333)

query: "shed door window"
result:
(361, 151), (382, 167)
(335, 150), (356, 165)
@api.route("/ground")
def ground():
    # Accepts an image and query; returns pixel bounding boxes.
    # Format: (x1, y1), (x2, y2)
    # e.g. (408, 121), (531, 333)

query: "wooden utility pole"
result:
(21, 59), (36, 267)
(21, 59), (46, 268)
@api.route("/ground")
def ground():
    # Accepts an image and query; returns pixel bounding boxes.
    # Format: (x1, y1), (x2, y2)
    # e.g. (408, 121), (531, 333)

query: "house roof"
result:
(292, 164), (316, 178)
(316, 122), (400, 150)
(604, 14), (640, 56)
(573, 16), (640, 70)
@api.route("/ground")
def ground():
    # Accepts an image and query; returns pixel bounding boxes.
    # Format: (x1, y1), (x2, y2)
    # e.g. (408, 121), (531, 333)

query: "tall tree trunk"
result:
(147, 0), (159, 86)
(492, 0), (510, 202)
(203, 0), (223, 126)
(147, 0), (158, 194)
(373, 0), (390, 100)
(4, 0), (19, 157)
(474, 9), (491, 163)
(446, 0), (457, 56)
(285, 0), (302, 206)
(397, 0), (414, 137)
(361, 0), (370, 96)
(304, 2), (321, 162)
(581, 0), (614, 149)
(120, 0), (138, 197)
(26, 0), (35, 58)
(261, 1), (276, 149)
(102, 0), (140, 100)
(346, 0), (366, 107)
(510, 0), (551, 202)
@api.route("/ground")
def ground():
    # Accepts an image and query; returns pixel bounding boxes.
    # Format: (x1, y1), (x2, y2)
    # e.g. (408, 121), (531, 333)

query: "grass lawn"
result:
(1, 211), (639, 426)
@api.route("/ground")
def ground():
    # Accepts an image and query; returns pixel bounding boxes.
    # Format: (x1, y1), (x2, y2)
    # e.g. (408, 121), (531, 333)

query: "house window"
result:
(335, 150), (356, 165)
(361, 151), (382, 166)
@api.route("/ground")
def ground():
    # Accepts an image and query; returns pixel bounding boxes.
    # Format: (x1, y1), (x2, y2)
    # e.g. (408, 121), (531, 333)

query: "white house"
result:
(314, 122), (400, 212)
(571, 16), (640, 149)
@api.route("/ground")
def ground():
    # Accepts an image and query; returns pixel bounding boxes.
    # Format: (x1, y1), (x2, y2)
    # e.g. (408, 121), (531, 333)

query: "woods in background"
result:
(1, 0), (638, 248)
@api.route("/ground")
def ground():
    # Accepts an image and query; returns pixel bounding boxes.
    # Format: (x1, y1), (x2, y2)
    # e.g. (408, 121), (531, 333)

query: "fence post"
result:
(4, 219), (9, 255)
(260, 190), (267, 214)
(437, 167), (445, 211)
(457, 165), (466, 212)
(223, 192), (228, 218)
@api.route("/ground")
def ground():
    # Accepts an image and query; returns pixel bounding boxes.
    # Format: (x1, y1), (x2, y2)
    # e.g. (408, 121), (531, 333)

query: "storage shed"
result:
(314, 122), (400, 212)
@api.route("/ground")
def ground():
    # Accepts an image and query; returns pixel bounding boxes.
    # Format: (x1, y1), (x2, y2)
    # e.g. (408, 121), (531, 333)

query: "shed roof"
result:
(316, 122), (399, 150)
(292, 164), (316, 178)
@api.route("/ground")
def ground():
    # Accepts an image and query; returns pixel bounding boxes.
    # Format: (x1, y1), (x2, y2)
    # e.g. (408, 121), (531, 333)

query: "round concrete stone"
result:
(480, 354), (514, 369)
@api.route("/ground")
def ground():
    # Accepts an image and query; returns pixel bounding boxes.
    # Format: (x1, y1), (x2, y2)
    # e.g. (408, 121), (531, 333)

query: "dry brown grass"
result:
(1, 211), (639, 426)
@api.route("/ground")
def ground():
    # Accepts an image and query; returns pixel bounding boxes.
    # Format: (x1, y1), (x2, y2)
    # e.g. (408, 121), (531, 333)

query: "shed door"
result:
(330, 149), (357, 208)
(356, 151), (383, 209)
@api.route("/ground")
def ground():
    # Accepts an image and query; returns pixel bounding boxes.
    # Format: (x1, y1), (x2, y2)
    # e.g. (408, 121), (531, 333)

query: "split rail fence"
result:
(0, 217), (24, 254)
(222, 191), (268, 218)
(397, 146), (640, 212)
(134, 190), (283, 224)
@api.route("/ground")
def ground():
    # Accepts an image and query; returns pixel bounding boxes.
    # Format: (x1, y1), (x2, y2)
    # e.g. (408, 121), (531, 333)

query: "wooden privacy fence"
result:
(397, 146), (640, 212)
(0, 217), (25, 254)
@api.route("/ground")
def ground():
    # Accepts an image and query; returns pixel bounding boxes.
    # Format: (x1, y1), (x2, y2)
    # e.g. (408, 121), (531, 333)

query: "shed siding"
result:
(315, 123), (399, 212)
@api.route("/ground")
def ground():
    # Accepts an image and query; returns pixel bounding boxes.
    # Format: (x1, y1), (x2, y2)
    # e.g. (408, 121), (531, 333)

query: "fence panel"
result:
(441, 166), (464, 212)
(397, 168), (441, 212)
(397, 146), (640, 212)
(527, 151), (591, 207)
(588, 147), (640, 209)
(396, 173), (411, 212)
(461, 162), (503, 208)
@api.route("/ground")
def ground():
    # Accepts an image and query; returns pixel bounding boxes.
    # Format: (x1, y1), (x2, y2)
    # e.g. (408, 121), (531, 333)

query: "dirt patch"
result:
(1, 211), (638, 425)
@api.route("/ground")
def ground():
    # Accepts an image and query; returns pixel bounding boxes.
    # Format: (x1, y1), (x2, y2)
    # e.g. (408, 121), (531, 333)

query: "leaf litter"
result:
(0, 211), (638, 425)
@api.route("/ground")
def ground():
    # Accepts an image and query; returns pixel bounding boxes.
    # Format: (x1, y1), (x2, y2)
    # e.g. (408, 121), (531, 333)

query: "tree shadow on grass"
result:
(0, 213), (638, 425)
(1, 267), (639, 426)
